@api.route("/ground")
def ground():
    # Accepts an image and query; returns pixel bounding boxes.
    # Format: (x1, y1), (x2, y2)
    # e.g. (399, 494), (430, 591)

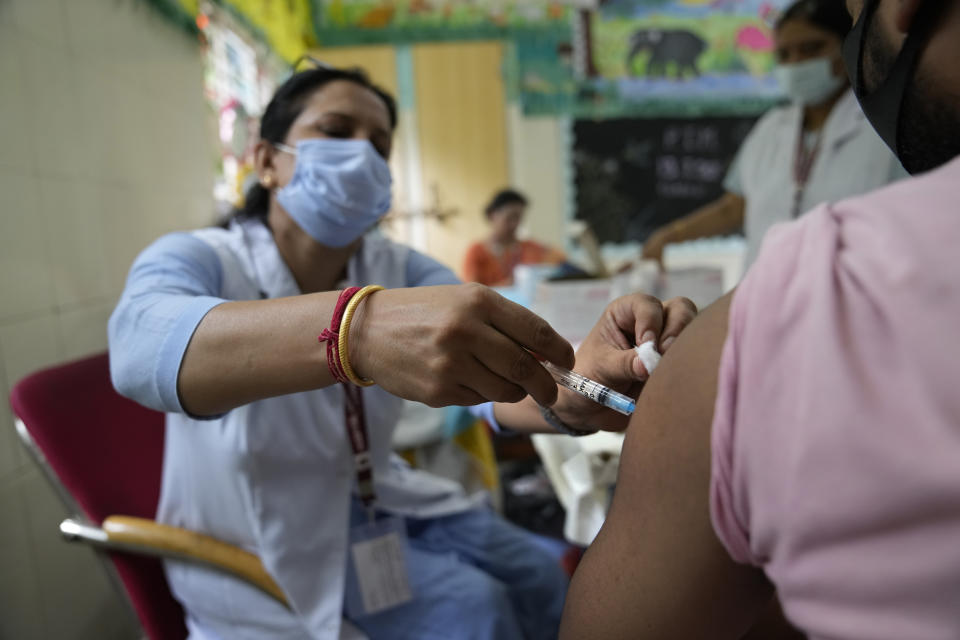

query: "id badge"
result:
(344, 516), (414, 618)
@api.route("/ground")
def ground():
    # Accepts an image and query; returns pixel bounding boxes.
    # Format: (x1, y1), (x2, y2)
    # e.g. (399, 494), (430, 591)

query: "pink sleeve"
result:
(708, 163), (960, 636)
(708, 212), (814, 567)
(708, 293), (753, 565)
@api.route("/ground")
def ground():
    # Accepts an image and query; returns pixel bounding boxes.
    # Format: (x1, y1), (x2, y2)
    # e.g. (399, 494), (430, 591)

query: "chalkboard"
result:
(572, 115), (759, 244)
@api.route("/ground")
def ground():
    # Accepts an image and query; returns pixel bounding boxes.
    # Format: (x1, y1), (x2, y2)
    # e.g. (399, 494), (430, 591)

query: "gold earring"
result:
(261, 175), (275, 188)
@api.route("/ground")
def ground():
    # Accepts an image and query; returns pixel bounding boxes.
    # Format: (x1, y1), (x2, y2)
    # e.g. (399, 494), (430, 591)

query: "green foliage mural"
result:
(514, 0), (792, 117)
(314, 0), (571, 45)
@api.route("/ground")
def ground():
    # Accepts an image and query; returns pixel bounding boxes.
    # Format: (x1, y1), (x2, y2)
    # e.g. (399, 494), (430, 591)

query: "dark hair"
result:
(231, 66), (397, 224)
(484, 188), (528, 219)
(775, 0), (852, 38)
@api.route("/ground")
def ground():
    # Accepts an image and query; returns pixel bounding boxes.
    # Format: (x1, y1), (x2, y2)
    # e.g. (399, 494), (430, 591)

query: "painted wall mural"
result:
(313, 0), (572, 45)
(145, 0), (794, 117)
(516, 0), (794, 117)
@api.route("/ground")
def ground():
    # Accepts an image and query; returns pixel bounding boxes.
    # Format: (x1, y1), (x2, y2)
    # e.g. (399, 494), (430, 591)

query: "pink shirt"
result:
(711, 157), (960, 640)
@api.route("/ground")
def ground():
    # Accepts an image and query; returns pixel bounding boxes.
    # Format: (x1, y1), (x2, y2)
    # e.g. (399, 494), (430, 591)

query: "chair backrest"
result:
(9, 352), (188, 640)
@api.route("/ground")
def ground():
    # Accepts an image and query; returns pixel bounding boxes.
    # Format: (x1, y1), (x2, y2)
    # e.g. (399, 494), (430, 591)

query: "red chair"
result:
(10, 352), (286, 640)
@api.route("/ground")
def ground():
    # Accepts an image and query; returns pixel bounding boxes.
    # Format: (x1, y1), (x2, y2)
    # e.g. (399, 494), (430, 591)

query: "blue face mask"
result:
(275, 138), (392, 248)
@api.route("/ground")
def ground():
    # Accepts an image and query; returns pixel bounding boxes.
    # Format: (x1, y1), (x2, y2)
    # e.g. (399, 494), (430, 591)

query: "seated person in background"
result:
(463, 188), (565, 286)
(642, 0), (905, 270)
(562, 0), (960, 637)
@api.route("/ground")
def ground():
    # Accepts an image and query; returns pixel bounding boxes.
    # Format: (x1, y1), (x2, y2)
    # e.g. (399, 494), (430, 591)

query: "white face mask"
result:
(774, 57), (845, 106)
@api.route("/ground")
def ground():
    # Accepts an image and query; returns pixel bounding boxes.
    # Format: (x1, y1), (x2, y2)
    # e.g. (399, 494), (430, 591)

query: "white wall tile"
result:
(9, 0), (69, 49)
(183, 193), (218, 229)
(0, 314), (64, 390)
(102, 84), (153, 187)
(63, 64), (114, 183)
(0, 470), (44, 639)
(39, 177), (112, 307)
(180, 118), (220, 198)
(2, 348), (32, 474)
(0, 470), (31, 572)
(0, 0), (14, 30)
(0, 30), (37, 173)
(101, 184), (158, 292)
(2, 0), (213, 636)
(143, 96), (182, 187)
(3, 353), (34, 473)
(0, 171), (58, 320)
(20, 38), (87, 179)
(132, 6), (196, 101)
(155, 38), (207, 107)
(57, 300), (113, 361)
(63, 0), (114, 64)
(98, 2), (180, 101)
(0, 363), (24, 480)
(21, 468), (138, 639)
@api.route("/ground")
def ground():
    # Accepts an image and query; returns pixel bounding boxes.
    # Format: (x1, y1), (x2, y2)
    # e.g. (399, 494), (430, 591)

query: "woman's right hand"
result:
(349, 284), (575, 408)
(641, 227), (675, 265)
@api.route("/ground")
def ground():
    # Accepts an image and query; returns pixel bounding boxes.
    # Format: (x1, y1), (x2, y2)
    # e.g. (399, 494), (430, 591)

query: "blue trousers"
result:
(346, 502), (568, 640)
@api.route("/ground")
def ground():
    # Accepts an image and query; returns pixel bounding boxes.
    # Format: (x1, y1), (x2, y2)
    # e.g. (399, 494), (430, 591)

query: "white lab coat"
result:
(156, 220), (485, 639)
(728, 89), (907, 267)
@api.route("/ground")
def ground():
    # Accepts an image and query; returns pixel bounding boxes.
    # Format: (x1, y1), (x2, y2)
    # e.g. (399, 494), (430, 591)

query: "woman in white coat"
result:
(109, 63), (695, 639)
(642, 0), (905, 268)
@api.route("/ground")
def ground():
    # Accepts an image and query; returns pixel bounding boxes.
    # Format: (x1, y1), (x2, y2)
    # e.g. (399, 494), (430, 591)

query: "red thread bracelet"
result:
(318, 287), (361, 384)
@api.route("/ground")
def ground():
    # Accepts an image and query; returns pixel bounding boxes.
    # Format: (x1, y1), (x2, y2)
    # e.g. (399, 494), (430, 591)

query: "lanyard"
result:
(791, 125), (824, 219)
(239, 221), (378, 515)
(342, 383), (376, 518)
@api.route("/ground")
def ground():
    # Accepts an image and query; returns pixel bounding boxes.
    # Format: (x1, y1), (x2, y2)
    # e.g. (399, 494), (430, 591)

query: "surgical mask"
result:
(275, 138), (392, 247)
(774, 58), (845, 106)
(841, 0), (942, 168)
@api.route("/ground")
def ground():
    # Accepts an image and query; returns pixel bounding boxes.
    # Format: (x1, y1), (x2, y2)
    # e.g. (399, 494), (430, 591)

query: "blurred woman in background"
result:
(642, 0), (905, 269)
(463, 189), (565, 286)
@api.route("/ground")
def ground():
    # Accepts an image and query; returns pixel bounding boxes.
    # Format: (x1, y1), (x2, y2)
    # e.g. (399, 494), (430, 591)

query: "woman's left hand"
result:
(552, 293), (698, 432)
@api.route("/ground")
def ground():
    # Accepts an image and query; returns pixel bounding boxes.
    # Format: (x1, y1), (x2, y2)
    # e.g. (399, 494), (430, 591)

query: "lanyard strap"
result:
(343, 383), (376, 512)
(791, 125), (824, 218)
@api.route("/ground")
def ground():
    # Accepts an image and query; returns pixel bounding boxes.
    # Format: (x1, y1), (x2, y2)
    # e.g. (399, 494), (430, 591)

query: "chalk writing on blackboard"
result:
(573, 116), (758, 244)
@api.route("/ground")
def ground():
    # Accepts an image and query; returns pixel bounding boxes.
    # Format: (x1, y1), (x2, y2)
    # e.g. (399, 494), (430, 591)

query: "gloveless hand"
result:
(641, 228), (674, 266)
(553, 293), (697, 432)
(349, 283), (575, 408)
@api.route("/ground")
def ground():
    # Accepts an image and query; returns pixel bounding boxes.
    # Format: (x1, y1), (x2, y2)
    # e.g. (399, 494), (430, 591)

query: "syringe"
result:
(541, 361), (636, 416)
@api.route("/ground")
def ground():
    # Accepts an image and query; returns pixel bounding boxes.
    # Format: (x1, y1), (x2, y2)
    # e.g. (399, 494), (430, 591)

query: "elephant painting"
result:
(626, 29), (707, 78)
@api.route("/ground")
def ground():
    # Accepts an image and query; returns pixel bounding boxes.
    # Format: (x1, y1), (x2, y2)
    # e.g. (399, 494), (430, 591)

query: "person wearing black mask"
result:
(843, 0), (959, 174)
(560, 1), (960, 638)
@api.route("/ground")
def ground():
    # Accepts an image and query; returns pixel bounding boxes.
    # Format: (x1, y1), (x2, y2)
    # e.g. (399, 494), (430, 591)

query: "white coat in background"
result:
(727, 89), (907, 267)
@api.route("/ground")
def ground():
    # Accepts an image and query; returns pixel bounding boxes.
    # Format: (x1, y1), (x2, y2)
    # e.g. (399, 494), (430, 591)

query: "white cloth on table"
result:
(532, 431), (625, 546)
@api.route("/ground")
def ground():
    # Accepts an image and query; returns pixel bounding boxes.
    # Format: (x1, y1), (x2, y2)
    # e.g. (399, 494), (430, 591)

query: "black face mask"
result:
(842, 0), (942, 172)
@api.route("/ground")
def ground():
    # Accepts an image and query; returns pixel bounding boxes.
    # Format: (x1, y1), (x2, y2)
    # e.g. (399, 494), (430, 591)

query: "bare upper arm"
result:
(560, 291), (771, 640)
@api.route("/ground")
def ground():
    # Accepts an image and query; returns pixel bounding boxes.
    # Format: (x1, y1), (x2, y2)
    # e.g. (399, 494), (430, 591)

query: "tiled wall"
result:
(0, 0), (215, 637)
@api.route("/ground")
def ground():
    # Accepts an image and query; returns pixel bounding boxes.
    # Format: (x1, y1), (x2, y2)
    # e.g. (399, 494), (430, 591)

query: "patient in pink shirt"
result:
(561, 1), (960, 638)
(711, 157), (960, 638)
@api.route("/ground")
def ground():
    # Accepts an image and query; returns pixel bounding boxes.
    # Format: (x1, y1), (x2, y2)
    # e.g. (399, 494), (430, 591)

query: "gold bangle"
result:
(338, 285), (384, 387)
